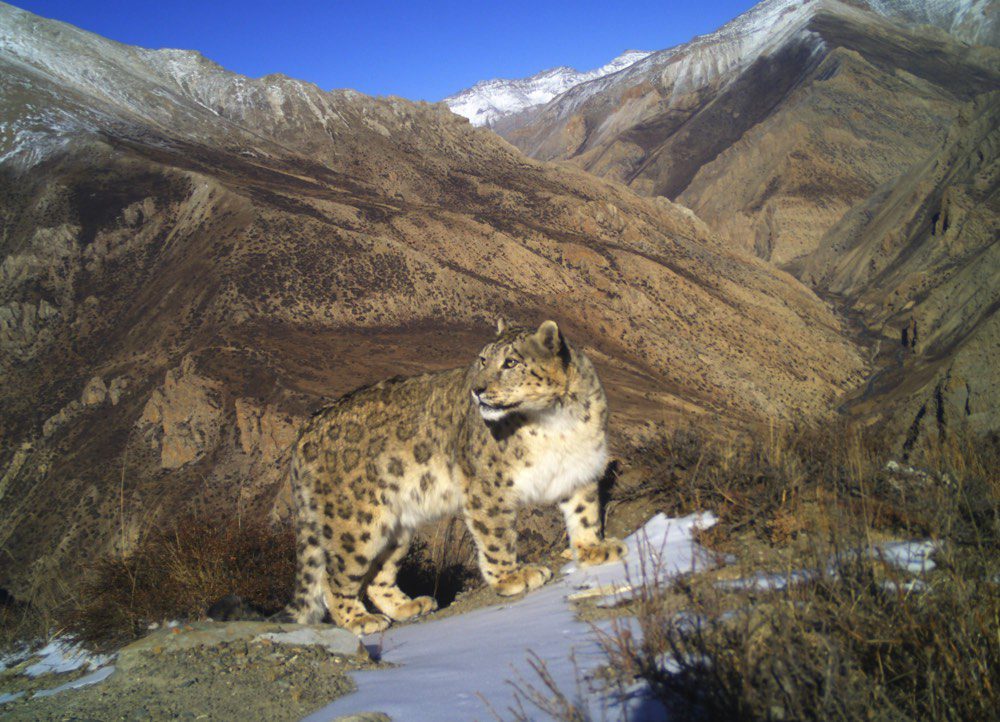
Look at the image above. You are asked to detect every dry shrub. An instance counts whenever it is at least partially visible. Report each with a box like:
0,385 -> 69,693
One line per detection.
611,550 -> 999,721
399,517 -> 480,607
629,421 -> 1000,550
488,651 -> 593,722
63,513 -> 483,648
600,424 -> 1000,721
0,590 -> 51,653
64,515 -> 295,648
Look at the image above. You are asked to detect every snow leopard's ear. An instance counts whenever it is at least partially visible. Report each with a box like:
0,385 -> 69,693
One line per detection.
495,317 -> 508,336
535,320 -> 564,356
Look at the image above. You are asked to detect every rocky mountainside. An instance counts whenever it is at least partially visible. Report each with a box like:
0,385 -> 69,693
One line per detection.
491,0 -> 999,267
447,0 -> 998,133
0,3 -> 864,611
798,92 -> 999,442
476,0 -> 999,439
443,50 -> 650,128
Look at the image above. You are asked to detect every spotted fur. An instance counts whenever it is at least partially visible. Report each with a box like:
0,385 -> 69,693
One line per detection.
283,320 -> 625,634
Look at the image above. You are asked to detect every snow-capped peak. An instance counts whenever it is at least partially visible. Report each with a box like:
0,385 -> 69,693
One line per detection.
443,49 -> 651,127
444,0 -> 996,130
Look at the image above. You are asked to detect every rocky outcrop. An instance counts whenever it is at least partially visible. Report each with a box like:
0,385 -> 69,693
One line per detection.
140,358 -> 224,470
0,299 -> 59,356
80,376 -> 108,406
39,375 -> 128,437
233,398 -> 299,464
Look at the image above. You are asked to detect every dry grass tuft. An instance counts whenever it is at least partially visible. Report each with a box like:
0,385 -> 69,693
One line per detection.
63,515 -> 296,648
0,590 -> 52,653
490,652 -> 593,722
399,517 -> 480,608
501,423 -> 998,720
59,513 -> 484,647
598,423 -> 1000,721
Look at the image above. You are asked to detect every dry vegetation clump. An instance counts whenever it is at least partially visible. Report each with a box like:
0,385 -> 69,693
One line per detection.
598,424 -> 1000,721
0,590 -> 52,653
59,513 -> 484,647
398,517 -> 480,608
63,515 -> 296,648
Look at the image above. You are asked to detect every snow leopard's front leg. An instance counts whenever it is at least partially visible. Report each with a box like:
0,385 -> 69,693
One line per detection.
559,483 -> 626,566
462,493 -> 552,596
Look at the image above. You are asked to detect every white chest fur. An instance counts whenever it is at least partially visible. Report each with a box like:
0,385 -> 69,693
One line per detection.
511,407 -> 608,505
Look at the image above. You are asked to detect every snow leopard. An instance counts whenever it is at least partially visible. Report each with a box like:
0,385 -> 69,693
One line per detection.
284,319 -> 625,634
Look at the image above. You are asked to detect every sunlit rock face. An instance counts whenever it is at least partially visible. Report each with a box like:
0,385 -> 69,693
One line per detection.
490,0 -> 997,268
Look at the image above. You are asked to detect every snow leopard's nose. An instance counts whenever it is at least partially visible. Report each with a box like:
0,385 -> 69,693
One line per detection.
472,386 -> 486,398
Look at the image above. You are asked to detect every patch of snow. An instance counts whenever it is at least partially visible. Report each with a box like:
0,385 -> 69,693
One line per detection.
885,459 -> 931,479
444,50 -> 651,126
719,539 -> 940,591
23,639 -> 111,678
875,540 -> 938,574
879,578 -> 929,594
0,644 -> 32,673
717,568 -> 817,592
0,691 -> 25,705
306,512 -> 716,721
32,665 -> 116,698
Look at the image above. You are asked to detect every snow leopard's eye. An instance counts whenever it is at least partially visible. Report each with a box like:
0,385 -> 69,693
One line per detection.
502,357 -> 520,369
478,356 -> 487,367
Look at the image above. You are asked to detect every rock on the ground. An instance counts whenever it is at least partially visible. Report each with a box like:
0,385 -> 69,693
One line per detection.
117,621 -> 367,672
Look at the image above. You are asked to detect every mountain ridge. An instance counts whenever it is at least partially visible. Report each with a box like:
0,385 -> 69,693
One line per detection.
443,49 -> 651,127
456,0 -> 999,441
446,0 -> 997,134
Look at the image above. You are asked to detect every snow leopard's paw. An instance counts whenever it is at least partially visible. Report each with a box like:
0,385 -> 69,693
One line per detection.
574,538 -> 627,567
494,564 -> 553,596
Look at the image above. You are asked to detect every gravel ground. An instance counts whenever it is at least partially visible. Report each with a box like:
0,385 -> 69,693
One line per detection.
0,637 -> 380,721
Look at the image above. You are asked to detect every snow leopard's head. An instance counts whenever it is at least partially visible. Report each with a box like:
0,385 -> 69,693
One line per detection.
470,319 -> 572,421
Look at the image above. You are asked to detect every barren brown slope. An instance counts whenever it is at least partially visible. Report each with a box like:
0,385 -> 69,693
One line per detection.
497,1 -> 999,267
0,4 -> 863,611
677,12 -> 999,266
796,91 -> 1000,442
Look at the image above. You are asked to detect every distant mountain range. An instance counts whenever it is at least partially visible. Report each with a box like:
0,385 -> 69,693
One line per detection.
0,0 -> 996,624
444,50 -> 650,127
444,0 -> 998,129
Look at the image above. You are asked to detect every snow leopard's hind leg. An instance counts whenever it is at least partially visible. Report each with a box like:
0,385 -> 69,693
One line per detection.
279,461 -> 329,624
366,529 -> 438,621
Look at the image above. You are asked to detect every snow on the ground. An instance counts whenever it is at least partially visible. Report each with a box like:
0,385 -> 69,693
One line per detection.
0,637 -> 114,703
0,522 -> 941,715
32,665 -> 116,698
0,646 -> 29,674
305,512 -> 717,722
22,639 -> 111,678
874,540 -> 938,574
444,49 -> 651,127
717,539 -> 940,592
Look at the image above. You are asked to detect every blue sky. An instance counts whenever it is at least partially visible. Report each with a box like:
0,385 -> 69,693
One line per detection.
13,0 -> 758,100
